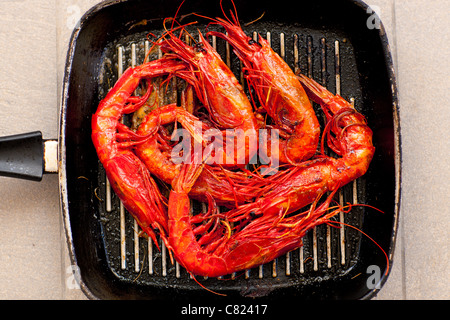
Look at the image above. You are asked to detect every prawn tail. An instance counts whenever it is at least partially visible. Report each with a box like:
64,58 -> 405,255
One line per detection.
297,73 -> 353,119
297,74 -> 337,115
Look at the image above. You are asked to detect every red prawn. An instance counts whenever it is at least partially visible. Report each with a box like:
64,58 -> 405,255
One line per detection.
135,103 -> 265,206
91,57 -> 188,247
206,2 -> 321,165
156,28 -> 260,167
167,74 -> 375,277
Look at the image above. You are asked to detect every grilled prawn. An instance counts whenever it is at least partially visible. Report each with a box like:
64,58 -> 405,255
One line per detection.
207,10 -> 320,165
135,103 -> 263,205
91,57 -> 187,247
158,30 -> 259,167
167,74 -> 375,277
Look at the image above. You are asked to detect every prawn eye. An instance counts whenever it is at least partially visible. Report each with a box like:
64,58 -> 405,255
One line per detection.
194,42 -> 207,53
248,39 -> 262,47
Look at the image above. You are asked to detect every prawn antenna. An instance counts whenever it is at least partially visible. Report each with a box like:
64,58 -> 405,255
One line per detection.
325,219 -> 389,276
220,0 -> 241,27
190,272 -> 227,296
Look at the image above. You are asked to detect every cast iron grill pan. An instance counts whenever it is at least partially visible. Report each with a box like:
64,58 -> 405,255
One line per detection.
64,0 -> 397,300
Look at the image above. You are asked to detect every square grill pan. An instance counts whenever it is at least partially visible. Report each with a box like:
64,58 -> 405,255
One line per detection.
61,0 -> 400,300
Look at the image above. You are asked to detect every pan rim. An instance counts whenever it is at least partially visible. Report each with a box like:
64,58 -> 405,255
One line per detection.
348,0 -> 401,301
58,0 -> 113,301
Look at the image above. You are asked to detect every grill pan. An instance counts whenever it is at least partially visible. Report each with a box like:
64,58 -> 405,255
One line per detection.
0,0 -> 400,301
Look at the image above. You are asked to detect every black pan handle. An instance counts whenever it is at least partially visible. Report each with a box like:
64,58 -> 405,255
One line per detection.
0,131 -> 58,181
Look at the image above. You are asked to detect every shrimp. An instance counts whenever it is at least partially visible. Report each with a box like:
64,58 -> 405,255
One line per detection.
135,103 -> 203,185
206,6 -> 320,165
157,29 -> 259,167
167,74 -> 375,277
91,57 -> 188,247
168,158 -> 344,277
226,74 -> 375,220
134,103 -> 263,205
